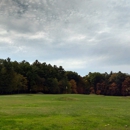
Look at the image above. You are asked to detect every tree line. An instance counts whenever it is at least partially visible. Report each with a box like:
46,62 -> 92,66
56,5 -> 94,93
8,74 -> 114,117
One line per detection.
0,58 -> 130,96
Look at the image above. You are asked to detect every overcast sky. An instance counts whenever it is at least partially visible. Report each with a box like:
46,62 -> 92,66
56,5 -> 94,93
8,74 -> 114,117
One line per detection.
0,0 -> 130,76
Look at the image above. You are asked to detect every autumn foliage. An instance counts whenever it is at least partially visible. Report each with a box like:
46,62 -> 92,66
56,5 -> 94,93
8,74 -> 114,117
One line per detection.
0,58 -> 130,96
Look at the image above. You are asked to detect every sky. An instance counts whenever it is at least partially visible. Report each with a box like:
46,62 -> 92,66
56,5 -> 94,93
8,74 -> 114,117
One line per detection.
0,0 -> 130,76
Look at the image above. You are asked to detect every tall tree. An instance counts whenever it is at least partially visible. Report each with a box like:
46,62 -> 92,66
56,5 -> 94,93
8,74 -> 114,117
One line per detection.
122,77 -> 130,96
88,72 -> 104,92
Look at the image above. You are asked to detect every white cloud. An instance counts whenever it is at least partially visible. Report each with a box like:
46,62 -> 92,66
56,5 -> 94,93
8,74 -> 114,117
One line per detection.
47,59 -> 87,70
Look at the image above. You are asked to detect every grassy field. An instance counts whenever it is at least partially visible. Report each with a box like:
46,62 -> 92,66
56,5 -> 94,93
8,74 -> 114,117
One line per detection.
0,94 -> 130,130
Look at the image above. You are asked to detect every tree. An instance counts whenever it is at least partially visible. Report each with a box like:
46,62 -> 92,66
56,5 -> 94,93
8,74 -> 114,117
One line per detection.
46,78 -> 59,94
122,77 -> 130,96
108,82 -> 118,96
58,79 -> 71,94
88,72 -> 104,93
96,82 -> 106,95
0,58 -> 15,94
11,72 -> 28,93
109,72 -> 126,95
69,79 -> 77,94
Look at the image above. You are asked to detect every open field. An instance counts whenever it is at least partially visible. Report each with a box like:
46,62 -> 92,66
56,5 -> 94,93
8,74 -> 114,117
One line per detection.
0,94 -> 130,130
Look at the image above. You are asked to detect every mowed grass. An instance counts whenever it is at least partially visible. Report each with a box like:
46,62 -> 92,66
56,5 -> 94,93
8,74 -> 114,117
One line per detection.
0,94 -> 130,130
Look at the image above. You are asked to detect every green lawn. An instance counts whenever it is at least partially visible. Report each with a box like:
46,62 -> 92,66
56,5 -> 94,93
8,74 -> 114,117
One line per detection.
0,94 -> 129,130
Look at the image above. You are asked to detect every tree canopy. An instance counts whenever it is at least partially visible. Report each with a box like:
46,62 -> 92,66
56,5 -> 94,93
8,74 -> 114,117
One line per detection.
0,58 -> 130,96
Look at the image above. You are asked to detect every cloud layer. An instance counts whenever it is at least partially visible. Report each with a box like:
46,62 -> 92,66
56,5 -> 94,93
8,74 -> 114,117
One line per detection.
0,0 -> 130,76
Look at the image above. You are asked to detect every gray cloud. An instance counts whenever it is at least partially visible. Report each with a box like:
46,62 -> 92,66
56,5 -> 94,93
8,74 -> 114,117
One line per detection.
0,0 -> 130,76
